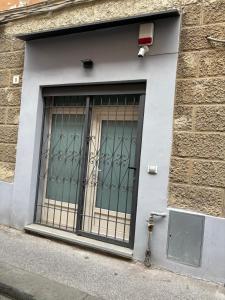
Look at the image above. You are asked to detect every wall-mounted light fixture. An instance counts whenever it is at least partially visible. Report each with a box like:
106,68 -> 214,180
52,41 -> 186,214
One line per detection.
81,59 -> 94,69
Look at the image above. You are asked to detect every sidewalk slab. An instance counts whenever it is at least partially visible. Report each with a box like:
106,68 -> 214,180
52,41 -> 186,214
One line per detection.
0,262 -> 98,300
0,225 -> 224,300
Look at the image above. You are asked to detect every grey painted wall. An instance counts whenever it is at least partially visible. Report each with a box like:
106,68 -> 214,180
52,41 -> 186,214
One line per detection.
158,209 -> 225,283
1,15 -> 224,283
0,182 -> 13,226
11,17 -> 180,233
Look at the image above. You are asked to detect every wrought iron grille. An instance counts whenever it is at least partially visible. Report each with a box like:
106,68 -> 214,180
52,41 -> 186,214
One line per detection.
35,92 -> 144,248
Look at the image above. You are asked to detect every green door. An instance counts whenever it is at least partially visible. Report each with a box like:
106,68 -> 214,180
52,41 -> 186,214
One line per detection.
96,120 -> 137,214
46,114 -> 84,204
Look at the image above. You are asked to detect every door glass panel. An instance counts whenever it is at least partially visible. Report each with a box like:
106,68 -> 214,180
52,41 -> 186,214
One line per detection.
96,120 -> 137,213
46,114 -> 84,203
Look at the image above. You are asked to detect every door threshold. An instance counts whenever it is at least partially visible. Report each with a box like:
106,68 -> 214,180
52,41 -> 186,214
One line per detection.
24,224 -> 133,259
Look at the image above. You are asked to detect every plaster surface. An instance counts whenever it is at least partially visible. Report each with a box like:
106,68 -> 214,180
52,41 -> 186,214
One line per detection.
11,17 -> 180,240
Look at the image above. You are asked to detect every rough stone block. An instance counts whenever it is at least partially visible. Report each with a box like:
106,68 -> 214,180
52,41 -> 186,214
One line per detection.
0,52 -> 24,69
199,50 -> 225,77
195,106 -> 225,132
173,105 -> 193,130
0,88 -> 21,106
53,2 -> 95,26
169,183 -> 189,207
12,38 -> 25,51
177,52 -> 199,78
0,89 -> 7,106
134,0 -> 200,13
188,186 -> 224,217
182,3 -> 201,27
7,107 -> 20,125
169,158 -> 190,184
0,143 -> 16,163
0,162 -> 14,182
0,37 -> 11,53
0,125 -> 18,143
180,24 -> 225,51
191,161 -> 225,188
0,71 -> 10,88
203,0 -> 225,24
172,132 -> 225,160
94,0 -> 135,20
134,0 -> 174,13
176,78 -> 225,105
7,88 -> 21,106
0,108 -> 7,124
169,183 -> 224,216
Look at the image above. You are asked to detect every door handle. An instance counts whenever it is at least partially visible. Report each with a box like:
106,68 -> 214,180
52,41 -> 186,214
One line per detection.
128,166 -> 136,170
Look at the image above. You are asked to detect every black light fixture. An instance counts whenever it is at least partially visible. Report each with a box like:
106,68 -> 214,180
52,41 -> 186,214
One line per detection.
81,59 -> 94,69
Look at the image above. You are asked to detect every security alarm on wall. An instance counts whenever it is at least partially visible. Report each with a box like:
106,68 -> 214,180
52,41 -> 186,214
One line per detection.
138,23 -> 154,57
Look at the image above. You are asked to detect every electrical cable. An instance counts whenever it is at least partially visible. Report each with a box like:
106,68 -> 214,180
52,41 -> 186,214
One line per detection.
207,36 -> 225,44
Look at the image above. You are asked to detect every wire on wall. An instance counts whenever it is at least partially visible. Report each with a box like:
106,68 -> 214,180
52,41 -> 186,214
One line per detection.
207,36 -> 225,44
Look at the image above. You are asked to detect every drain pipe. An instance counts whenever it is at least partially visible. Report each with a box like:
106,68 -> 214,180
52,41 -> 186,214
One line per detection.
144,212 -> 167,267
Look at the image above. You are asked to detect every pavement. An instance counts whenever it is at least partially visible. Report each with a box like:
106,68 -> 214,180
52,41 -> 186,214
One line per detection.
0,261 -> 98,300
0,225 -> 225,300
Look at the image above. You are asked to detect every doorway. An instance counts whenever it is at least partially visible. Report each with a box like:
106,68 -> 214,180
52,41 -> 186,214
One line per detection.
35,85 -> 145,248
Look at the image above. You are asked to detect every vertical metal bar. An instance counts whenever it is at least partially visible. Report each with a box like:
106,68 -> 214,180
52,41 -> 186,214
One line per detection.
128,94 -> 145,248
59,96 -> 68,229
80,99 -> 94,232
122,97 -> 136,241
41,102 -> 52,223
72,99 -> 86,231
46,97 -> 58,226
89,96 -> 99,234
33,96 -> 46,223
66,99 -> 78,231
106,97 -> 119,238
114,97 -> 126,239
76,96 -> 92,232
97,96 -> 109,236
52,105 -> 64,227
73,103 -> 86,231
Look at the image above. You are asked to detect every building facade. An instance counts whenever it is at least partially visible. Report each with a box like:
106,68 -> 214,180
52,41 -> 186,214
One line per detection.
0,0 -> 225,283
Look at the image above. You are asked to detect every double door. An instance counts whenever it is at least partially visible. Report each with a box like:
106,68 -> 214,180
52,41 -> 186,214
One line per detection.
36,91 -> 144,248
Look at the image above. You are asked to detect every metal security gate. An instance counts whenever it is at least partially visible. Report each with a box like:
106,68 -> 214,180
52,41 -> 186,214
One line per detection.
35,84 -> 145,248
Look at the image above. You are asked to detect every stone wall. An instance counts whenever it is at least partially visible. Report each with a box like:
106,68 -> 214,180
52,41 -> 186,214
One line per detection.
170,0 -> 225,217
0,0 -> 225,216
0,30 -> 24,181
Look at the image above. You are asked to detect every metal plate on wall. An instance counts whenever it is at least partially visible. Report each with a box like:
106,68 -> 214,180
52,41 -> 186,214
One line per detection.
167,210 -> 205,267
